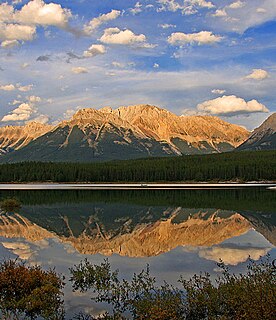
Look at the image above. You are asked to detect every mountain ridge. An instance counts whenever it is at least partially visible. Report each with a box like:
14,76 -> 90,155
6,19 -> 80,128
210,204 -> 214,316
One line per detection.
237,113 -> 276,151
0,104 -> 250,162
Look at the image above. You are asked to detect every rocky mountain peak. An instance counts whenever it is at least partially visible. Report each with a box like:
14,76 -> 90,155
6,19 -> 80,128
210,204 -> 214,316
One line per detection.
254,113 -> 276,133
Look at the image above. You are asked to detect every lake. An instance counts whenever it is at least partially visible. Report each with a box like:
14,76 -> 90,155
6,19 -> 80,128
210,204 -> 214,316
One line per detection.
0,188 -> 275,317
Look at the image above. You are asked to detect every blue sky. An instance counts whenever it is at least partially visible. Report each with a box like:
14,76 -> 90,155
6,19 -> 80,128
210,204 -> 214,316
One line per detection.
0,0 -> 275,129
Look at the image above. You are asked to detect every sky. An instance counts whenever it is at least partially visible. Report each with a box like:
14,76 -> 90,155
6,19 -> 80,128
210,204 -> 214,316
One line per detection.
0,0 -> 275,130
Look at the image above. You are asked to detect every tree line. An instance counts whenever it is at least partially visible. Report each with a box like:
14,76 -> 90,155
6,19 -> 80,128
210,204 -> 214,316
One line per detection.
0,150 -> 275,182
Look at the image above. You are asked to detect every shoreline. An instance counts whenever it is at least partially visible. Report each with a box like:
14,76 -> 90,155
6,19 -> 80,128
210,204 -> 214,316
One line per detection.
0,182 -> 275,190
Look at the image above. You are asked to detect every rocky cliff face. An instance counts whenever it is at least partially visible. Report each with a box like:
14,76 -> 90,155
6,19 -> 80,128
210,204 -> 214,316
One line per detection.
237,113 -> 276,151
0,122 -> 53,156
0,105 -> 250,162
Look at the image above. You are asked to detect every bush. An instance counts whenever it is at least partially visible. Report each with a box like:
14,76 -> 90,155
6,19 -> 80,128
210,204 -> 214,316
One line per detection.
70,256 -> 276,320
0,260 -> 65,320
0,198 -> 21,213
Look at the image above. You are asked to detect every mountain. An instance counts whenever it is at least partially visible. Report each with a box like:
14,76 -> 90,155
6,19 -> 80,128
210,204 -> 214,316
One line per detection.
0,122 -> 53,156
237,113 -> 276,151
0,105 -> 249,162
0,209 -> 253,257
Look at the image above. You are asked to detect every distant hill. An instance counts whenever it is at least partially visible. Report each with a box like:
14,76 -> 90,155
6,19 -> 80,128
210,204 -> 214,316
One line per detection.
0,105 -> 249,163
237,113 -> 276,151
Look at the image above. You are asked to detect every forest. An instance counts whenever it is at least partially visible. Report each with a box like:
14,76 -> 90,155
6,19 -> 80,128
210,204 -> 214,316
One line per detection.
0,150 -> 275,183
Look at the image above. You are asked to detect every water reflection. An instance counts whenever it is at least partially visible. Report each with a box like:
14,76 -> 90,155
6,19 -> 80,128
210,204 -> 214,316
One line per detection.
0,189 -> 275,316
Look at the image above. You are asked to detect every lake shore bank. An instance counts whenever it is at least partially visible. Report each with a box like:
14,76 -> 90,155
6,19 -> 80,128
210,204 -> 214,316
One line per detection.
0,182 -> 275,190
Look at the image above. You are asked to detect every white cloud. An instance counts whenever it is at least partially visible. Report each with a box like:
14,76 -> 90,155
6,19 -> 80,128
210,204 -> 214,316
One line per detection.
71,67 -> 88,74
18,84 -> 33,92
63,108 -> 77,120
168,31 -> 223,45
1,241 -> 34,260
130,2 -> 143,15
0,23 -> 36,41
209,0 -> 276,33
157,0 -> 215,15
1,103 -> 36,121
245,69 -> 269,80
28,95 -> 42,103
197,95 -> 269,116
198,246 -> 270,265
83,44 -> 106,58
256,8 -> 267,13
13,0 -> 72,28
212,9 -> 227,17
158,23 -> 176,29
100,27 -> 155,48
228,1 -> 245,9
0,0 -> 72,43
1,39 -> 19,48
0,84 -> 16,91
31,114 -> 49,124
211,89 -> 226,95
84,10 -> 121,35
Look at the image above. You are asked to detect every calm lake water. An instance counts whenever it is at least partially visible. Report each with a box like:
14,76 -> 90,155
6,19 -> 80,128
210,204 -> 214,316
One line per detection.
0,188 -> 275,317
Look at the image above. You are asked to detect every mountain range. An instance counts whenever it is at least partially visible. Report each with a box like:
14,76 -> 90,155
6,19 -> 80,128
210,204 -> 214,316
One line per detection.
0,105 -> 274,162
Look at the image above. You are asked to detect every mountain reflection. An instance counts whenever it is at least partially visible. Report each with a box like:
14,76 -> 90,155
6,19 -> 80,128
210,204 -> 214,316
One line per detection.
0,189 -> 275,257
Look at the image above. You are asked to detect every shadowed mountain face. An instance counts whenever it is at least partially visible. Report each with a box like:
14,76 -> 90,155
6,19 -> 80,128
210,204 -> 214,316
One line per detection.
0,189 -> 275,257
237,113 -> 276,151
0,105 -> 249,162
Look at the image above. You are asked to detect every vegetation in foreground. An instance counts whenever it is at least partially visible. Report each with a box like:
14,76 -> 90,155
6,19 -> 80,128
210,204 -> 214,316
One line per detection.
0,260 -> 65,320
0,257 -> 275,320
0,198 -> 21,213
0,150 -> 275,182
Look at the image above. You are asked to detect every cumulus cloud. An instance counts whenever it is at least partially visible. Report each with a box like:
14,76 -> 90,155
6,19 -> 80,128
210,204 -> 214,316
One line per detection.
198,245 -> 270,265
0,0 -> 72,44
212,89 -> 226,95
28,95 -> 42,103
1,39 -> 19,48
71,67 -> 88,74
84,10 -> 121,35
1,103 -> 36,121
197,95 -> 269,116
0,84 -> 16,91
212,9 -> 227,17
100,27 -> 155,48
0,23 -> 36,42
1,241 -> 34,260
12,0 -> 71,28
0,83 -> 33,92
83,44 -> 106,58
245,69 -> 269,80
228,1 -> 245,9
18,84 -> 33,92
168,31 -> 223,45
